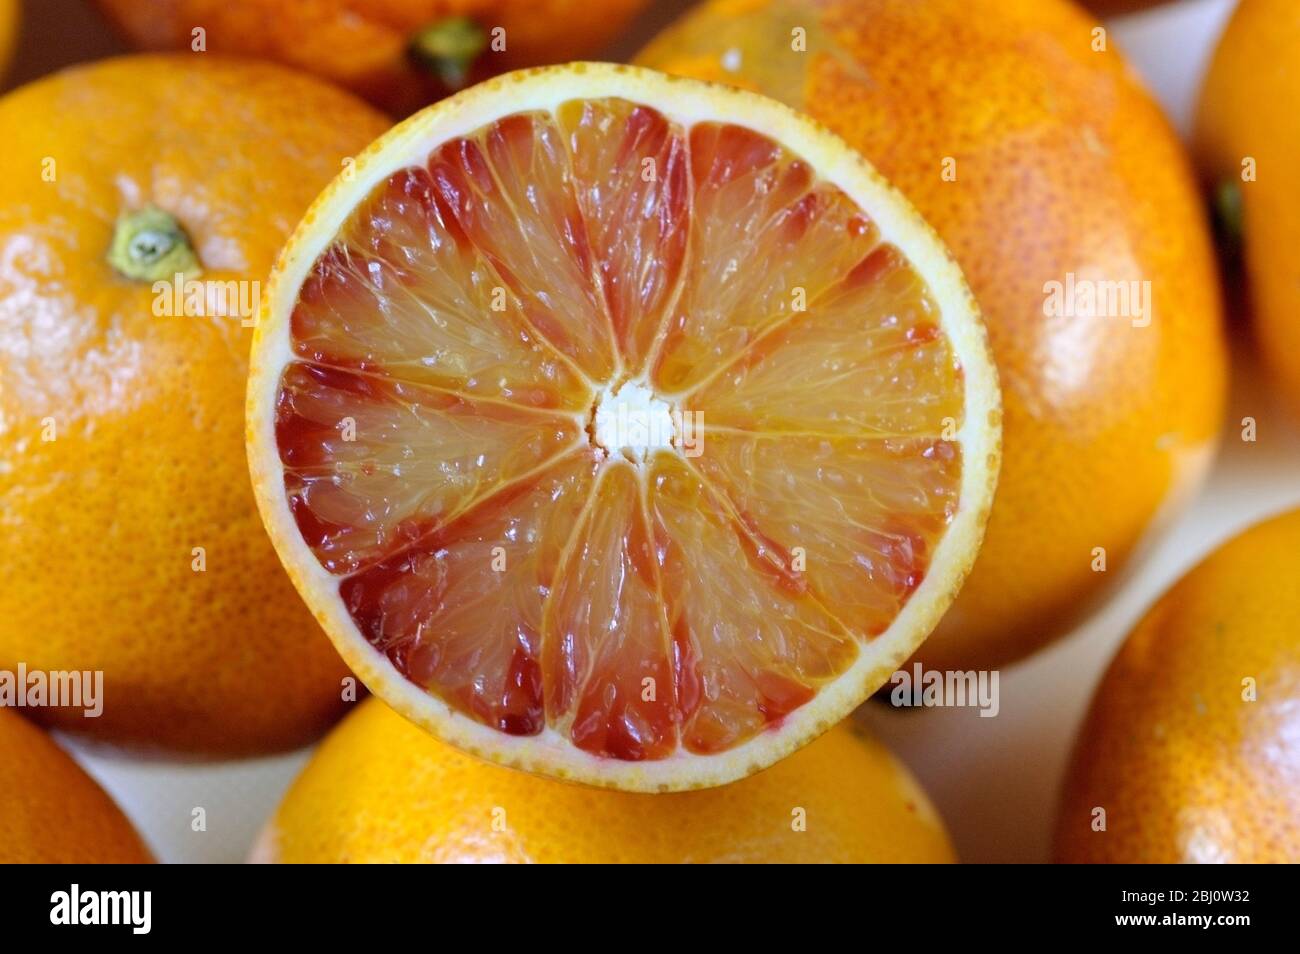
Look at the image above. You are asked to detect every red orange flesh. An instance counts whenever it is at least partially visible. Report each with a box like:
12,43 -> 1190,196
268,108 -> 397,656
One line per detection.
249,65 -> 1000,789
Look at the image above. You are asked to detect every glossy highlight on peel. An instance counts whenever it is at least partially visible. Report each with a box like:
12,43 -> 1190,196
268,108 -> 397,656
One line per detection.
247,63 -> 1000,790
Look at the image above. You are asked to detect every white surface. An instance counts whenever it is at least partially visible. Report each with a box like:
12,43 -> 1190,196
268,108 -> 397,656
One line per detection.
69,0 -> 1288,864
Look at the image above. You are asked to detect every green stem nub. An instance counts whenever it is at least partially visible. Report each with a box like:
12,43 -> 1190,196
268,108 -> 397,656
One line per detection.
409,16 -> 489,90
1214,179 -> 1244,251
108,206 -> 201,283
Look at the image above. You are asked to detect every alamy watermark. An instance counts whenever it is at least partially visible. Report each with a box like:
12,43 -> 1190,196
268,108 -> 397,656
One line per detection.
1043,272 -> 1152,328
0,664 -> 103,717
592,381 -> 704,458
50,885 -> 150,934
889,663 -> 999,718
152,272 -> 261,327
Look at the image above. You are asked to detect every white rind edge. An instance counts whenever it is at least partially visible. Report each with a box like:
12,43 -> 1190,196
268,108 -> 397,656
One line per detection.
246,62 -> 1002,792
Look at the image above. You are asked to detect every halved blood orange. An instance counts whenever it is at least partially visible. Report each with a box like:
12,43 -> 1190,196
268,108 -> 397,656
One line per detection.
247,63 -> 1000,791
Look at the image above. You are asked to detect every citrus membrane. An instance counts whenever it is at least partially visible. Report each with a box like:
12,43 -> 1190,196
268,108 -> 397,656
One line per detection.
247,64 -> 1000,790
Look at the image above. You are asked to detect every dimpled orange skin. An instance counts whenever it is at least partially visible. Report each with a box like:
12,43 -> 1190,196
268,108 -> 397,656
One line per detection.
0,56 -> 391,756
639,0 -> 1227,671
1197,0 -> 1300,421
1055,509 -> 1300,863
254,700 -> 956,863
0,708 -> 153,863
93,0 -> 650,115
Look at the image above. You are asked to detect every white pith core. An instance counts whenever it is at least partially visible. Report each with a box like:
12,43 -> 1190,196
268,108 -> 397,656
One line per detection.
591,380 -> 677,461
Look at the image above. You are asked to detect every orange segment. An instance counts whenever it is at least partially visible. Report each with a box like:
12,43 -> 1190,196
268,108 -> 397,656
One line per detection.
340,451 -> 600,735
687,243 -> 963,437
543,461 -> 678,761
427,112 -> 618,382
652,123 -> 881,394
558,98 -> 690,372
247,64 -> 1000,791
649,452 -> 857,755
275,362 -> 582,573
692,433 -> 962,638
292,168 -> 591,411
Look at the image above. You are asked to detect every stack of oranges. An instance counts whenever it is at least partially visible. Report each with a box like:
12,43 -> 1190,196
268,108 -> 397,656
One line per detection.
0,0 -> 1295,865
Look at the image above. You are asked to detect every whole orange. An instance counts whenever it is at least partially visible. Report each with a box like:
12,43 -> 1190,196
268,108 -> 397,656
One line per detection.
0,707 -> 153,862
0,56 -> 390,756
1197,0 -> 1300,420
639,0 -> 1227,671
254,699 -> 955,863
1055,508 -> 1300,863
94,0 -> 650,115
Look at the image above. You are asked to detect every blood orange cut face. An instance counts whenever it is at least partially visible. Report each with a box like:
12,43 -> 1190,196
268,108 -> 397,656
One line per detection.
248,64 -> 1000,790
